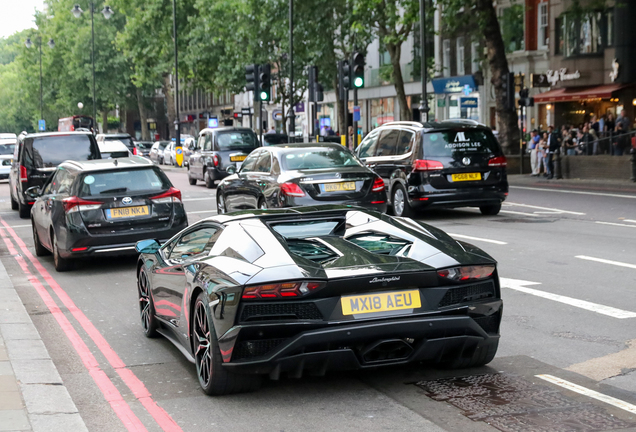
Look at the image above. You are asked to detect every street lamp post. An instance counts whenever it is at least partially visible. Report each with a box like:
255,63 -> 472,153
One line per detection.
418,0 -> 429,123
288,0 -> 294,142
25,36 -> 55,128
172,0 -> 180,150
72,3 -> 113,129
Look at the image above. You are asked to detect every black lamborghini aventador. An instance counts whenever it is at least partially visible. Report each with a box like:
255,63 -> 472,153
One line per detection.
135,206 -> 502,395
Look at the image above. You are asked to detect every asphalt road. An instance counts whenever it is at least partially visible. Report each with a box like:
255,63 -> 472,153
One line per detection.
1,169 -> 635,432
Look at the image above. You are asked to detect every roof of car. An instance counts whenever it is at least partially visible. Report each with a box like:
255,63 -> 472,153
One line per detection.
60,156 -> 153,172
200,127 -> 256,134
375,120 -> 490,132
266,142 -> 347,152
24,131 -> 94,139
97,133 -> 132,138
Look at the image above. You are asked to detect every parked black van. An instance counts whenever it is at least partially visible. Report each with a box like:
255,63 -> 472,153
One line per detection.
10,132 -> 101,218
356,120 -> 508,217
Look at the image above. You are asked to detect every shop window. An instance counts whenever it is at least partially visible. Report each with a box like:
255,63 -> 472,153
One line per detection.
538,2 -> 548,50
471,42 -> 480,74
456,37 -> 465,76
442,39 -> 450,77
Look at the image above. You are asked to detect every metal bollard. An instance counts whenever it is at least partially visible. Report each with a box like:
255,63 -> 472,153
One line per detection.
630,148 -> 636,182
554,150 -> 563,179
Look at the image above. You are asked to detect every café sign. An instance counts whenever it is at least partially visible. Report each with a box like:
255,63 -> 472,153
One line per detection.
546,68 -> 581,86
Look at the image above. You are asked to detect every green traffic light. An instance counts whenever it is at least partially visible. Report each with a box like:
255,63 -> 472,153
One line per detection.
354,77 -> 364,88
260,91 -> 269,100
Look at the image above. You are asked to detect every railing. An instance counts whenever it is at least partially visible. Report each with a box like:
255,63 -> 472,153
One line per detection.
557,130 -> 636,156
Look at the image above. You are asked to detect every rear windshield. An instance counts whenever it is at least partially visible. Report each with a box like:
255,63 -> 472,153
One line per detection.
157,142 -> 169,149
0,144 -> 14,155
101,151 -> 130,159
78,168 -> 171,197
271,220 -> 342,238
28,135 -> 98,168
281,148 -> 361,170
136,142 -> 153,149
105,136 -> 134,148
217,131 -> 258,151
423,129 -> 501,157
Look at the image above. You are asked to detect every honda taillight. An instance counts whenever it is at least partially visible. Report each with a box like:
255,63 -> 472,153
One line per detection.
19,165 -> 27,182
437,265 -> 495,282
371,176 -> 385,192
150,187 -> 182,204
280,182 -> 305,197
413,159 -> 444,171
242,281 -> 326,300
62,197 -> 102,213
488,156 -> 507,167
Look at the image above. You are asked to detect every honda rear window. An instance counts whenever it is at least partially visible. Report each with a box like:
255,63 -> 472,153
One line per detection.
105,136 -> 134,148
217,131 -> 258,151
281,148 -> 361,170
79,168 -> 171,196
28,135 -> 99,168
423,130 -> 501,157
101,151 -> 130,159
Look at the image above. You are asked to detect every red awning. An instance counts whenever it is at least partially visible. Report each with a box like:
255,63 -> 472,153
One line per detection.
534,84 -> 627,103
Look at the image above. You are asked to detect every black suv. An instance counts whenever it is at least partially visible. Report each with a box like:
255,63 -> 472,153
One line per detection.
187,127 -> 260,188
356,120 -> 508,217
10,132 -> 101,218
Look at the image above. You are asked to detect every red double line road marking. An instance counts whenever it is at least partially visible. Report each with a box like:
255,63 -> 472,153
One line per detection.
0,219 -> 182,432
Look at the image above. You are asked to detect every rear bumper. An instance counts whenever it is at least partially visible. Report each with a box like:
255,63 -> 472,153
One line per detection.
222,300 -> 501,376
285,197 -> 388,214
408,187 -> 507,210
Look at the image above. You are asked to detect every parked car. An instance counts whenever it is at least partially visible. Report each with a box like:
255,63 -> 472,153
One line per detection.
164,141 -> 176,165
261,133 -> 288,146
216,143 -> 387,214
135,141 -> 154,158
28,157 -> 188,271
10,132 -> 101,218
96,133 -> 137,156
183,137 -> 196,167
188,127 -> 260,188
0,139 -> 16,180
356,120 -> 508,217
134,206 -> 501,395
149,141 -> 170,165
98,140 -> 132,159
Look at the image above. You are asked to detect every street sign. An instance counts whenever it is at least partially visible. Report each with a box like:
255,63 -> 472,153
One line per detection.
38,120 -> 45,131
241,107 -> 251,115
460,97 -> 478,108
208,117 -> 218,128
272,110 -> 283,121
353,106 -> 361,122
175,146 -> 183,167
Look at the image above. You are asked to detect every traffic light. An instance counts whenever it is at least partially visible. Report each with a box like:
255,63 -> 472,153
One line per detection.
315,83 -> 324,102
518,87 -> 534,107
502,72 -> 515,111
351,51 -> 365,88
245,64 -> 259,94
259,63 -> 271,102
342,60 -> 351,89
308,66 -> 316,103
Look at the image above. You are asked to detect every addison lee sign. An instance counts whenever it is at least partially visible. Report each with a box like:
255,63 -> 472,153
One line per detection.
546,68 -> 581,86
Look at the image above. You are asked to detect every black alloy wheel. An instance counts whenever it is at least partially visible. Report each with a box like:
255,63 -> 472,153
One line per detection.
391,184 -> 414,218
52,232 -> 71,272
32,222 -> 49,257
18,201 -> 29,219
204,169 -> 216,189
192,292 -> 260,395
188,168 -> 197,185
479,203 -> 502,216
216,193 -> 227,214
138,268 -> 159,338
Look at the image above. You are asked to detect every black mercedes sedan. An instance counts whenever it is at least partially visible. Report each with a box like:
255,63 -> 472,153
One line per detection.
28,157 -> 188,271
135,206 -> 502,395
216,143 -> 387,214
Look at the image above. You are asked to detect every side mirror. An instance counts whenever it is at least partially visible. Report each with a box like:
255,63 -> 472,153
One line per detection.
135,239 -> 161,254
226,165 -> 237,175
25,186 -> 41,199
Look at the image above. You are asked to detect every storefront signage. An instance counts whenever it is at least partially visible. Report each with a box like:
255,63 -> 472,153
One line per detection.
207,117 -> 218,128
546,68 -> 581,86
432,75 -> 477,94
610,58 -> 620,82
272,110 -> 283,121
460,98 -> 478,108
531,74 -> 550,88
241,107 -> 251,115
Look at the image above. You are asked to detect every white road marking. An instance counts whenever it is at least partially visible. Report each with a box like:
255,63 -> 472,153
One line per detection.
448,233 -> 507,245
536,374 -> 636,415
500,210 -> 542,217
506,202 -> 585,215
595,221 -> 636,228
182,197 -> 216,202
0,224 -> 31,229
187,210 -> 218,214
500,277 -> 636,319
510,186 -> 636,199
576,255 -> 636,270
622,219 -> 636,224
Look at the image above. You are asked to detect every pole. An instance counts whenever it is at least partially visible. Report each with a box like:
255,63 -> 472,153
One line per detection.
259,100 -> 263,146
418,0 -> 429,122
38,37 -> 43,121
343,86 -> 348,149
90,1 -> 97,127
519,104 -> 524,174
288,0 -> 294,142
172,0 -> 180,149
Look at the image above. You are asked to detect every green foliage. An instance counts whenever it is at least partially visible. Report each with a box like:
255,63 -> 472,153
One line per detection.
501,4 -> 524,53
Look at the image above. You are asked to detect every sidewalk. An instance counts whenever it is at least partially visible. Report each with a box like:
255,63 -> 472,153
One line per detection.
0,260 -> 87,432
508,173 -> 636,193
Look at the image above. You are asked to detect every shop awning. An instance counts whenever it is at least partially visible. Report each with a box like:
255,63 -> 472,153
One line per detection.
534,84 -> 627,103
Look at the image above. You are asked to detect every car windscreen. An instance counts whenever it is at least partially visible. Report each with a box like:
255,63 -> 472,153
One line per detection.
0,144 -> 14,155
216,131 -> 258,151
28,135 -> 98,168
105,136 -> 134,148
281,147 -> 362,171
422,129 -> 501,158
79,168 -> 171,197
136,142 -> 153,149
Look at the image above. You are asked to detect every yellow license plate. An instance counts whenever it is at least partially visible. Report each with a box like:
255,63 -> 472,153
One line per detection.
106,206 -> 149,219
230,155 -> 247,162
323,182 -> 356,192
452,172 -> 481,182
341,290 -> 421,315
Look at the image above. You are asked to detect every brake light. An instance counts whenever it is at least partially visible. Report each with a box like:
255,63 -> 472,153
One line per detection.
72,247 -> 88,252
62,197 -> 103,213
280,182 -> 305,197
371,176 -> 385,192
488,156 -> 507,167
150,187 -> 182,204
413,159 -> 444,171
437,265 -> 495,282
213,154 -> 219,167
132,147 -> 138,156
242,281 -> 326,300
19,165 -> 27,182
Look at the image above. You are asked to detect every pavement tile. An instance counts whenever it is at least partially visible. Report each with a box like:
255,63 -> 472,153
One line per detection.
0,347 -> 7,361
0,375 -> 19,392
0,391 -> 24,410
5,340 -> 50,361
30,413 -> 88,432
0,310 -> 31,325
12,360 -> 62,385
0,410 -> 30,431
0,324 -> 41,341
0,361 -> 13,375
21,384 -> 77,415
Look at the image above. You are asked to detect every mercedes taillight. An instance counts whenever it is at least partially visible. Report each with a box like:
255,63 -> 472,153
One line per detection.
280,182 -> 305,197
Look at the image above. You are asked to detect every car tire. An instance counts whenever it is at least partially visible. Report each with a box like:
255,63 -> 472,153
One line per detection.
188,175 -> 197,186
217,193 -> 227,214
479,203 -> 502,216
18,201 -> 30,219
438,339 -> 499,370
138,268 -> 159,338
32,222 -> 49,257
391,184 -> 414,218
257,197 -> 267,210
52,231 -> 71,272
193,292 -> 261,395
10,193 -> 18,210
204,169 -> 216,189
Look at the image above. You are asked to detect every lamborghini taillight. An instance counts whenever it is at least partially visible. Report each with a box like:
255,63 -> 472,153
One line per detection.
241,281 -> 326,300
437,265 -> 495,282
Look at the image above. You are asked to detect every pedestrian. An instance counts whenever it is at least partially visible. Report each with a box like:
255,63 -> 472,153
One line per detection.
537,132 -> 548,175
528,130 -> 539,175
347,125 -> 354,150
546,125 -> 561,179
564,129 -> 577,155
617,109 -> 631,132
265,126 -> 276,135
613,122 -> 626,156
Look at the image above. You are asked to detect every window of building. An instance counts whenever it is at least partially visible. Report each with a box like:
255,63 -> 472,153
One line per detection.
442,39 -> 450,77
456,37 -> 465,76
555,17 -> 563,55
379,49 -> 391,67
471,42 -> 480,74
538,2 -> 548,49
557,9 -> 610,57
606,9 -> 614,47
